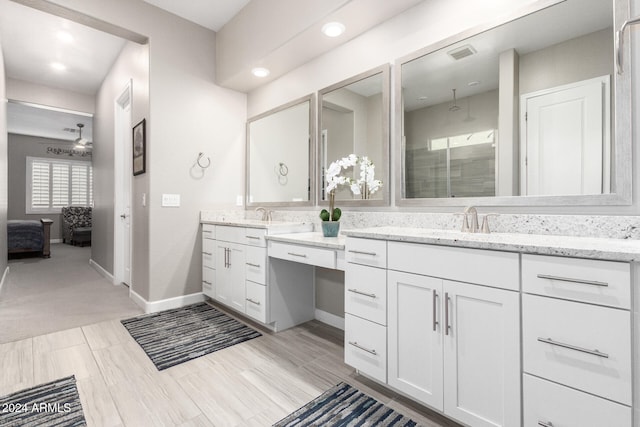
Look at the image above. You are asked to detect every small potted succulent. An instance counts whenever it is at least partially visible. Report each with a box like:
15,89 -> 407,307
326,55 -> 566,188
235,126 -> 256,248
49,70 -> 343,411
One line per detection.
320,154 -> 382,237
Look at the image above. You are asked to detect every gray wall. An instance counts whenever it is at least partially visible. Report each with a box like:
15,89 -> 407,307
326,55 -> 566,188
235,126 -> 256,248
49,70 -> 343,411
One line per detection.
7,133 -> 92,240
0,41 -> 8,282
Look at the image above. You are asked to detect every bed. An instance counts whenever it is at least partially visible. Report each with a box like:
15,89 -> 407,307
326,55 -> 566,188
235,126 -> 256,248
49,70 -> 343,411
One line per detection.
7,218 -> 53,258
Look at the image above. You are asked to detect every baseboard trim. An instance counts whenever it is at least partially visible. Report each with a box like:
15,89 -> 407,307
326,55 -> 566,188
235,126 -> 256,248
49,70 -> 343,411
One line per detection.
0,266 -> 9,294
129,290 -> 205,314
315,309 -> 345,330
89,258 -> 114,282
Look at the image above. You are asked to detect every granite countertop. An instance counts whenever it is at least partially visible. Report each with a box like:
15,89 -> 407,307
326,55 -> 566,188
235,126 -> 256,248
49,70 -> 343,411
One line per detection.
201,219 -> 313,234
342,226 -> 640,262
266,232 -> 346,250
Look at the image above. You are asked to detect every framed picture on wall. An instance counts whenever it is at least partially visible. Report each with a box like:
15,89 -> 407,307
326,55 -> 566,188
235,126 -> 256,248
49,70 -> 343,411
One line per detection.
133,118 -> 146,176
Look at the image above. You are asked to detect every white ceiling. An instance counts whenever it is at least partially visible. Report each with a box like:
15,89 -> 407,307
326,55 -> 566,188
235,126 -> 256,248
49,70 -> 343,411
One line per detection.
141,0 -> 250,32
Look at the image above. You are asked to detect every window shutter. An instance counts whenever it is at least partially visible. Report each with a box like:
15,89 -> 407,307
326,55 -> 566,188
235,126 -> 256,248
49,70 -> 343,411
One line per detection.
31,161 -> 50,209
71,164 -> 89,205
26,157 -> 93,213
52,163 -> 70,208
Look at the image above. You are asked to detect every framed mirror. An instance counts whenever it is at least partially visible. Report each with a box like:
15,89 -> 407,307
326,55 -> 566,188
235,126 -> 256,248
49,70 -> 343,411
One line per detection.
246,94 -> 315,207
319,64 -> 390,206
396,0 -> 631,207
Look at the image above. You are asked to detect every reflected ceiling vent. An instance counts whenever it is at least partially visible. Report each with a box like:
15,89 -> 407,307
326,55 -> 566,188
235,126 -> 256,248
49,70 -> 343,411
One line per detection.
63,127 -> 78,133
447,44 -> 477,60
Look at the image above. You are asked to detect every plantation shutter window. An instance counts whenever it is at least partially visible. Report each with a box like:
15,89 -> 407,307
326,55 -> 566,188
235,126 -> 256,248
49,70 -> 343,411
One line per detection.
26,157 -> 93,214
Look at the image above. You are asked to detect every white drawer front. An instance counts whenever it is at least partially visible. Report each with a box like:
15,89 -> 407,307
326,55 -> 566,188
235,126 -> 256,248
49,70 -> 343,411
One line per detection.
245,246 -> 266,285
216,225 -> 245,243
268,241 -> 336,269
245,281 -> 267,323
202,238 -> 215,269
523,374 -> 631,427
522,254 -> 631,309
345,263 -> 387,326
523,294 -> 631,405
345,237 -> 387,268
245,228 -> 267,247
202,266 -> 215,298
388,242 -> 519,291
345,313 -> 386,383
202,223 -> 215,239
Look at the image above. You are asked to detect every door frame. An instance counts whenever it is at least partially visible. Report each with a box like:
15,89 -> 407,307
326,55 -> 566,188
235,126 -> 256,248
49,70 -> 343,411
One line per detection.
114,81 -> 133,286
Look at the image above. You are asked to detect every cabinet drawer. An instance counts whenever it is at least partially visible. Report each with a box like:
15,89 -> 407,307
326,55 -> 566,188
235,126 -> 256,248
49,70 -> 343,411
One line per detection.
345,313 -> 386,383
202,238 -> 215,269
245,246 -> 266,285
216,225 -> 245,243
202,223 -> 215,239
245,228 -> 267,247
202,266 -> 215,298
522,254 -> 630,309
345,237 -> 387,268
345,263 -> 387,326
523,374 -> 631,427
522,294 -> 631,405
388,242 -> 519,291
245,281 -> 267,323
268,241 -> 336,269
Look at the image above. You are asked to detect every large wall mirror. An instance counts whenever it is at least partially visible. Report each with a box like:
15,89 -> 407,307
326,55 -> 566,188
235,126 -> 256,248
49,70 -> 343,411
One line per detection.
397,0 -> 631,206
319,65 -> 390,206
246,94 -> 315,207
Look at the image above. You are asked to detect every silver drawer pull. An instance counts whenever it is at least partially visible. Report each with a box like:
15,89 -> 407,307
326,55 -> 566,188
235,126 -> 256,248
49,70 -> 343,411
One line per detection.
288,252 -> 308,258
246,236 -> 261,240
348,250 -> 377,256
246,298 -> 261,306
347,288 -> 376,298
246,262 -> 261,268
538,421 -> 554,427
203,252 -> 213,256
348,341 -> 377,356
202,280 -> 212,285
537,274 -> 608,288
537,337 -> 609,358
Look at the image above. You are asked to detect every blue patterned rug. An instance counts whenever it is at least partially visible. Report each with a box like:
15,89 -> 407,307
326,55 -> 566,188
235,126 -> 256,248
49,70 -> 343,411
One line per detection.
121,302 -> 261,370
0,376 -> 86,426
273,382 -> 422,426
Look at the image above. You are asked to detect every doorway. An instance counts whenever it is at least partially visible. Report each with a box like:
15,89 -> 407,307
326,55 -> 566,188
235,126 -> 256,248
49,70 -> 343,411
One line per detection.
114,82 -> 132,286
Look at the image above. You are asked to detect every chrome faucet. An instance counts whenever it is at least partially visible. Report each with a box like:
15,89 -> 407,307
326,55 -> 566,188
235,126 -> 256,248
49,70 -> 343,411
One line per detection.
254,207 -> 273,223
463,206 -> 479,233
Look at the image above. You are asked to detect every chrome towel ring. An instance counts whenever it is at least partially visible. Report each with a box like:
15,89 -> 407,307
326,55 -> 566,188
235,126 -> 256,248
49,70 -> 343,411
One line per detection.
197,152 -> 211,169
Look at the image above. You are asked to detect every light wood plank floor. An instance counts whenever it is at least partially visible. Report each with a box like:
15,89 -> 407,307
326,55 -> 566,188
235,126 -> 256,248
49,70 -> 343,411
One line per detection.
0,302 -> 460,427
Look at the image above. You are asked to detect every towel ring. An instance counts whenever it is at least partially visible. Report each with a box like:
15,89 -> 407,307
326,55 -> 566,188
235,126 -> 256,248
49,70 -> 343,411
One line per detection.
278,162 -> 289,176
197,152 -> 211,169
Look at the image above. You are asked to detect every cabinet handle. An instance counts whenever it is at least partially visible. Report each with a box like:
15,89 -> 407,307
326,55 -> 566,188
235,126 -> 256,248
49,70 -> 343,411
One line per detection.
432,289 -> 439,331
246,298 -> 261,306
287,252 -> 308,258
538,421 -> 554,427
246,262 -> 261,268
444,292 -> 451,336
246,236 -> 261,240
536,274 -> 608,288
537,337 -> 609,358
347,249 -> 377,256
202,280 -> 212,285
348,341 -> 377,356
203,230 -> 212,234
347,288 -> 376,298
203,252 -> 213,256
227,248 -> 232,267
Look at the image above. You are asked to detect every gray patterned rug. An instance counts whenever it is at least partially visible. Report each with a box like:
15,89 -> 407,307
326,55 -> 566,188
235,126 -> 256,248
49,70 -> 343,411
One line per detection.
121,302 -> 261,370
0,375 -> 86,426
273,382 -> 422,426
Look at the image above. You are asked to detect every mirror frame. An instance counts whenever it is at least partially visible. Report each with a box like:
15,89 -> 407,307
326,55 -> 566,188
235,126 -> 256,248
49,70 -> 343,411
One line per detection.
394,0 -> 632,207
245,94 -> 316,208
318,64 -> 391,207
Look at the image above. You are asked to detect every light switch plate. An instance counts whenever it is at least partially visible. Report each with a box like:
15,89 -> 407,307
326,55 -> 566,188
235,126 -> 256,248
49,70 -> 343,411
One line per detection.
162,193 -> 180,207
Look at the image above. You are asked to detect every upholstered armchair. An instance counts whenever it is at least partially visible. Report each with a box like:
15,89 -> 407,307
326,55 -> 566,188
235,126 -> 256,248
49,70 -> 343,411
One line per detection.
62,206 -> 92,246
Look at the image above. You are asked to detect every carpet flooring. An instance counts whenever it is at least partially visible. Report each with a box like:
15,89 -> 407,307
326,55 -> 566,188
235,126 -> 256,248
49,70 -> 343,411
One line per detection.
0,375 -> 86,426
0,243 -> 143,343
121,302 -> 262,370
274,382 -> 423,427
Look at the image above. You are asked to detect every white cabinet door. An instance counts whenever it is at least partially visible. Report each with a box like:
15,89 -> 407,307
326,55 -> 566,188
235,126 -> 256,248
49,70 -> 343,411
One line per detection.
215,242 -> 231,305
388,271 -> 443,410
443,280 -> 520,427
215,241 -> 245,310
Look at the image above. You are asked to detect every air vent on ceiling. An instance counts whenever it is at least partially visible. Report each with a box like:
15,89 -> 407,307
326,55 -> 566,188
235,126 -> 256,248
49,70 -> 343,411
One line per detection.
63,127 -> 78,133
447,44 -> 477,61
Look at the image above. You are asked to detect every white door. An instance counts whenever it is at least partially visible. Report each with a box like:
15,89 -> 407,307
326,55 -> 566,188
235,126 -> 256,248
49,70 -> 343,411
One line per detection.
443,280 -> 520,427
228,243 -> 246,313
215,242 -> 232,306
114,83 -> 132,286
388,271 -> 444,410
521,75 -> 610,196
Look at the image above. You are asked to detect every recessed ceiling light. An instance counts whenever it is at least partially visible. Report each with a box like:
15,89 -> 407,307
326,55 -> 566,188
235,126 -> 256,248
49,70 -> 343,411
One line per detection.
322,22 -> 346,37
57,31 -> 73,43
468,80 -> 481,86
50,62 -> 67,71
251,67 -> 270,78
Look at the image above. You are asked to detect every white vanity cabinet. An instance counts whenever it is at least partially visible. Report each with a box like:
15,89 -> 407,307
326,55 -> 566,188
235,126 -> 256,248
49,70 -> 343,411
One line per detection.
387,242 -> 520,427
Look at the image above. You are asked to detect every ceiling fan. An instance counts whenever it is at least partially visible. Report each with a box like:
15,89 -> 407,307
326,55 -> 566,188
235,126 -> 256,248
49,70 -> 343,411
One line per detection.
74,123 -> 92,149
